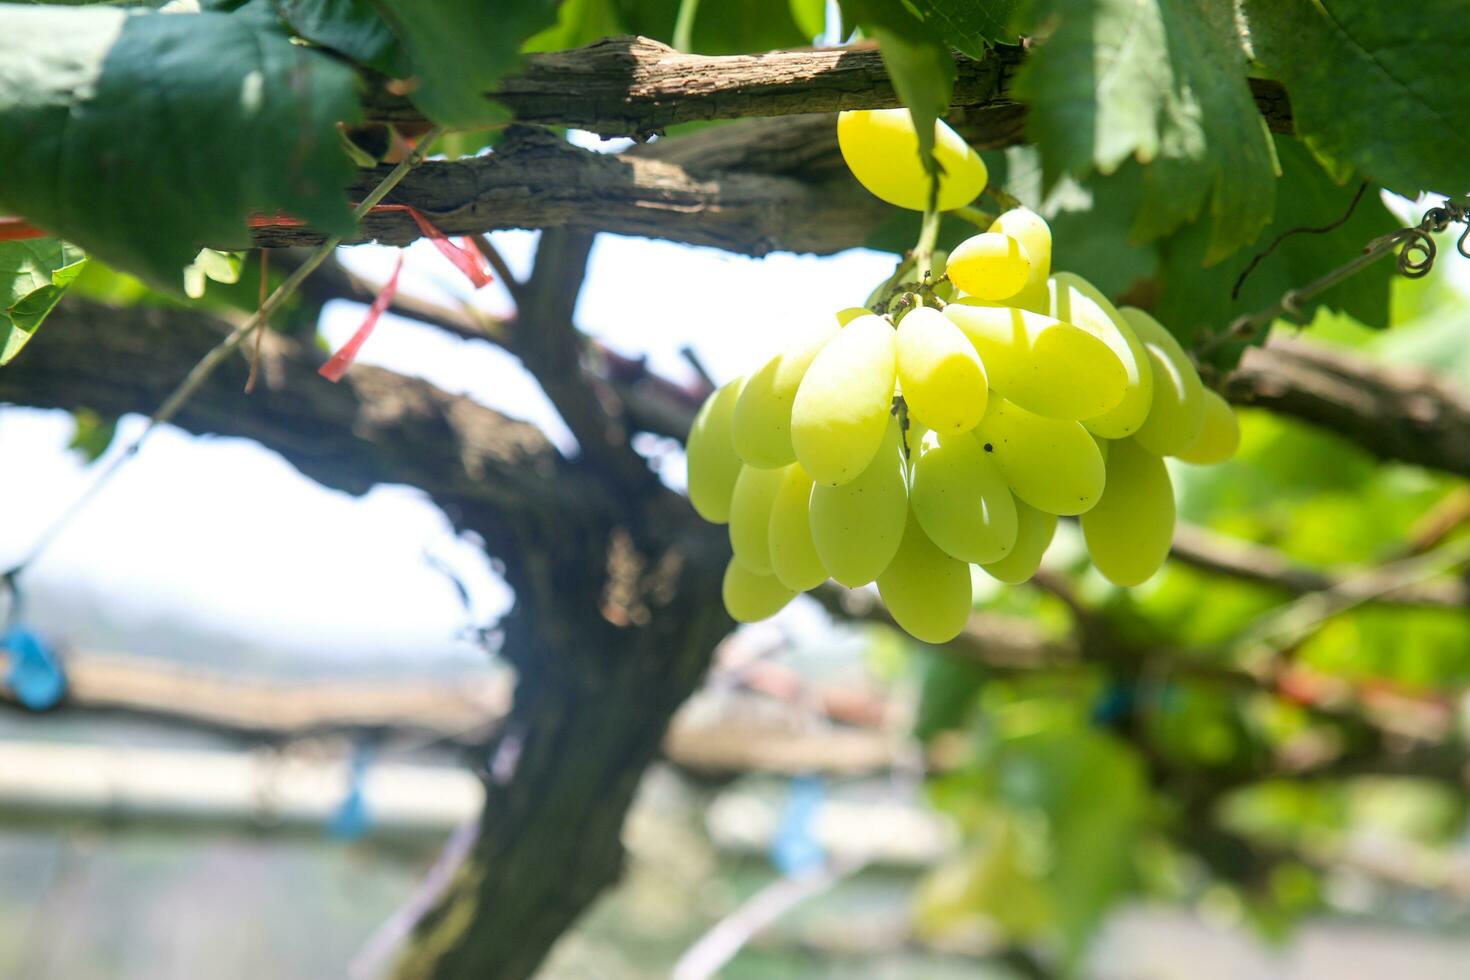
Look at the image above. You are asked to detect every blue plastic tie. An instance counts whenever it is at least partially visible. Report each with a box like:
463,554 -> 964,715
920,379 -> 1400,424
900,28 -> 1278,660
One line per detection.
2,625 -> 66,711
329,744 -> 374,840
770,774 -> 826,876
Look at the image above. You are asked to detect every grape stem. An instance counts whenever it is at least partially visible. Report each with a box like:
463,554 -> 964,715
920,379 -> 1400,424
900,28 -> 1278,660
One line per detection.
951,204 -> 996,231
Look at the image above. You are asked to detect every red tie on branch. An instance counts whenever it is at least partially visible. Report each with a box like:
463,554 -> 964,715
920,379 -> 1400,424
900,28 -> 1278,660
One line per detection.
319,253 -> 404,383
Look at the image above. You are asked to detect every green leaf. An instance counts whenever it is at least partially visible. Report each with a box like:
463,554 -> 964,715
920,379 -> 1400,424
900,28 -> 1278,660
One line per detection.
787,0 -> 826,40
840,0 -> 956,170
1155,137 -> 1396,354
1245,0 -> 1470,197
367,0 -> 559,129
0,4 -> 360,291
619,0 -> 809,54
914,653 -> 988,741
525,0 -> 625,52
269,0 -> 406,74
0,238 -> 86,366
68,408 -> 118,463
906,0 -> 1024,53
1014,0 -> 1278,262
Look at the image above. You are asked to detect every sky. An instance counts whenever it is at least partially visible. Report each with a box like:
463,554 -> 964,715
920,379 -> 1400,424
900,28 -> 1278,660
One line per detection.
0,147 -> 895,668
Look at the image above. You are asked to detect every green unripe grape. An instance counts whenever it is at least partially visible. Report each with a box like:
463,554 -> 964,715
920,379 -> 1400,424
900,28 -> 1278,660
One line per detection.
973,396 -> 1105,516
909,428 -> 1018,564
980,499 -> 1056,584
835,306 -> 871,326
1048,272 -> 1154,439
727,464 -> 784,573
877,511 -> 974,644
809,419 -> 908,587
837,109 -> 988,212
1175,389 -> 1240,465
792,313 -> 898,486
989,208 -> 1052,314
945,232 -> 1031,301
722,558 -> 796,623
1122,307 -> 1206,457
1080,438 -> 1176,587
767,464 -> 827,592
943,300 -> 1127,420
896,306 -> 988,435
686,377 -> 746,523
733,319 -> 841,468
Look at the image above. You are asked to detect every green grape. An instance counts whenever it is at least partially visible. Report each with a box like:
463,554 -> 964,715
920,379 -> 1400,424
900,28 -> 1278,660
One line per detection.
767,464 -> 827,592
973,396 -> 1105,516
896,306 -> 989,434
989,208 -> 1052,314
1123,307 -> 1205,457
1048,272 -> 1154,439
727,464 -> 784,573
836,109 -> 988,212
723,557 -> 796,623
945,232 -> 1031,301
792,313 -> 898,486
685,377 -> 746,523
1080,437 -> 1176,587
909,428 -> 1018,564
733,318 -> 841,468
943,300 -> 1127,420
1175,388 -> 1240,465
835,306 -> 871,326
809,419 -> 908,587
877,511 -> 974,644
980,499 -> 1056,584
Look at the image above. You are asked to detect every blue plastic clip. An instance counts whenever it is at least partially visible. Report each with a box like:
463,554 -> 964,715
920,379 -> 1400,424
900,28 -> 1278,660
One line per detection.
329,743 -> 374,840
770,774 -> 826,876
2,625 -> 66,711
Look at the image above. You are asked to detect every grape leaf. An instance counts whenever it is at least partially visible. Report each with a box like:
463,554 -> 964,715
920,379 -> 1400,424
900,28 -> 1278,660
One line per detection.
0,4 -> 360,291
619,0 -> 809,54
1013,0 -> 1278,263
1245,0 -> 1470,198
1156,137 -> 1396,353
526,0 -> 625,52
271,0 -> 406,73
0,238 -> 87,366
907,0 -> 1024,53
367,0 -> 560,128
840,0 -> 956,169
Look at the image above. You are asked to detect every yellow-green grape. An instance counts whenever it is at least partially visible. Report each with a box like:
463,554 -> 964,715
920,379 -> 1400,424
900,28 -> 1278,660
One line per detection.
945,232 -> 1031,301
989,208 -> 1052,313
1080,438 -> 1176,587
835,306 -> 871,326
896,306 -> 988,434
1175,389 -> 1240,465
791,313 -> 898,486
836,109 -> 988,212
1094,433 -> 1110,462
685,377 -> 746,523
733,319 -> 841,468
1048,272 -> 1153,439
877,511 -> 974,644
909,428 -> 1017,564
1121,307 -> 1206,457
980,500 -> 1056,584
767,464 -> 827,592
943,300 -> 1126,420
973,396 -> 1105,516
723,558 -> 796,623
728,464 -> 784,573
809,419 -> 908,587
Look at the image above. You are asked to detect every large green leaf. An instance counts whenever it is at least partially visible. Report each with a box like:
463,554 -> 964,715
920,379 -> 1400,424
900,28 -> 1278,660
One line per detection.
0,238 -> 86,366
840,0 -> 956,169
271,0 -> 406,73
907,0 -> 1024,53
0,4 -> 360,291
366,0 -> 558,128
1245,0 -> 1470,197
1014,0 -> 1278,262
619,0 -> 809,54
1155,137 -> 1396,352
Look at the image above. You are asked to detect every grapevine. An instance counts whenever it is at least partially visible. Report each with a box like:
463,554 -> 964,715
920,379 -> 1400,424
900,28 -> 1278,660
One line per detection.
689,110 -> 1240,644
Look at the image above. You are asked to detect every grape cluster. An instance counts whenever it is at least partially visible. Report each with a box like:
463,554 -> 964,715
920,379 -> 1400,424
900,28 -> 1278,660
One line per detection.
688,109 -> 1240,644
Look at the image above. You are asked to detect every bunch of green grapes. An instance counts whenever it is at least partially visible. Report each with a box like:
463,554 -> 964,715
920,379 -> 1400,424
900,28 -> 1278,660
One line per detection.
687,109 -> 1240,644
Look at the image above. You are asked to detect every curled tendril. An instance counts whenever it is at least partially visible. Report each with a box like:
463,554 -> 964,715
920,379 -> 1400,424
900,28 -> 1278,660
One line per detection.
1398,227 -> 1438,278
1458,222 -> 1470,260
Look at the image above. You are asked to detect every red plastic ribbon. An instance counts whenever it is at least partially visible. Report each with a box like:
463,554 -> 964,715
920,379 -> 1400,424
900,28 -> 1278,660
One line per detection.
403,208 -> 494,289
319,253 -> 403,382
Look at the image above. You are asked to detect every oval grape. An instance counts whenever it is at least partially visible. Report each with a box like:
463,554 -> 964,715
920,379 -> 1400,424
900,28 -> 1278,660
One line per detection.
1080,438 -> 1176,587
767,464 -> 827,592
836,109 -> 988,212
973,396 -> 1105,516
1048,272 -> 1153,439
877,511 -> 974,644
989,208 -> 1052,314
943,300 -> 1126,420
946,232 -> 1031,301
791,313 -> 898,486
727,464 -> 784,573
896,306 -> 988,434
722,558 -> 796,623
1122,307 -> 1205,457
733,318 -> 841,468
980,499 -> 1056,585
809,419 -> 908,587
1175,388 -> 1240,465
909,428 -> 1018,564
685,377 -> 746,523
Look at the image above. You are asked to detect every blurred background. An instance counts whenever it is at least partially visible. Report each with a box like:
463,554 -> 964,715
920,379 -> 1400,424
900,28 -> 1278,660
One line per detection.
3,147 -> 1470,977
